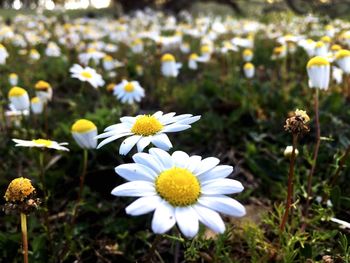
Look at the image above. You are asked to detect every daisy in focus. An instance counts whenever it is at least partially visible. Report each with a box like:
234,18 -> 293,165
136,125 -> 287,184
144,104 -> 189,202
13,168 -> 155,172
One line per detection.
70,64 -> 105,89
111,148 -> 246,238
113,80 -> 145,104
96,111 -> 201,155
12,139 -> 69,151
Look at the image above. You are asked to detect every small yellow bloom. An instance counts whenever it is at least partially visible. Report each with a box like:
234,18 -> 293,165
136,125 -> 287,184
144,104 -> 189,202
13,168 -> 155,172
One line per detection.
4,177 -> 35,202
161,53 -> 175,62
71,119 -> 97,133
244,62 -> 254,69
35,80 -> 51,90
335,49 -> 350,60
8,86 -> 26,97
307,56 -> 329,68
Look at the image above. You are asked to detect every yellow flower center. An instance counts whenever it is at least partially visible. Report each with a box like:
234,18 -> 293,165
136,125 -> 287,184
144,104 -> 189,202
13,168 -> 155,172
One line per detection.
244,62 -> 254,69
131,115 -> 163,136
331,44 -> 341,51
104,55 -> 113,61
307,56 -> 330,68
32,139 -> 52,147
71,119 -> 96,133
189,53 -> 198,60
161,53 -> 175,62
31,97 -> 40,103
201,45 -> 210,54
243,49 -> 253,56
4,177 -> 35,202
155,167 -> 201,206
336,49 -> 350,59
315,41 -> 325,48
35,80 -> 51,90
124,82 -> 134,93
321,36 -> 331,43
81,71 -> 92,79
8,87 -> 26,97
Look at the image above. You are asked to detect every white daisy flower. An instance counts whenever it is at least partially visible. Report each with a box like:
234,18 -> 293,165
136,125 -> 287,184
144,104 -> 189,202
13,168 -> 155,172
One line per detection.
8,73 -> 18,86
111,148 -> 246,238
71,119 -> 98,149
161,54 -> 181,77
8,87 -> 30,111
243,63 -> 255,79
113,80 -> 145,104
70,64 -> 105,89
12,138 -> 69,151
335,49 -> 350,74
96,111 -> 201,155
30,97 -> 44,115
306,56 -> 330,90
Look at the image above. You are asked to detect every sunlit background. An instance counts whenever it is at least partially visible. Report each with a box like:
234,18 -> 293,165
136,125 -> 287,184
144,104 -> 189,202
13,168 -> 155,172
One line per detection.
11,0 -> 111,10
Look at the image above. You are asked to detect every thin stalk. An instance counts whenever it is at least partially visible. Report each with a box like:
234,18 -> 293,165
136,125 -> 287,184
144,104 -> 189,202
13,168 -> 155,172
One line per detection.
38,151 -> 52,247
21,213 -> 28,263
72,149 -> 88,224
305,88 -> 320,219
280,134 -> 298,230
78,149 -> 88,204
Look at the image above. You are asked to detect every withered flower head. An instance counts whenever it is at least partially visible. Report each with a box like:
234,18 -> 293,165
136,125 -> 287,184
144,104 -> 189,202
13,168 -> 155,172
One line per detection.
284,109 -> 310,135
4,177 -> 35,202
4,177 -> 40,214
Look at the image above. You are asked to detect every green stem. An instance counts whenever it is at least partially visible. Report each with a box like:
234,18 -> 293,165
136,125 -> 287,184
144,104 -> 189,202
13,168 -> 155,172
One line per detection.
280,134 -> 298,230
72,149 -> 88,223
78,149 -> 88,203
21,212 -> 28,263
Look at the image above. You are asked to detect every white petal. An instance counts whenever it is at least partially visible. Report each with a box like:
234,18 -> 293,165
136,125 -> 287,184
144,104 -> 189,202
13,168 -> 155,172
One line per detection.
115,163 -> 157,181
119,135 -> 142,155
187,155 -> 202,172
125,196 -> 162,216
162,124 -> 191,133
151,133 -> 172,151
152,201 -> 176,234
132,152 -> 163,174
136,136 -> 152,152
111,181 -> 156,197
193,205 -> 225,234
198,165 -> 234,182
198,195 -> 246,217
152,111 -> 163,119
175,207 -> 199,238
96,133 -> 132,149
176,115 -> 201,125
201,179 -> 244,194
149,148 -> 173,169
193,157 -> 220,176
171,151 -> 189,168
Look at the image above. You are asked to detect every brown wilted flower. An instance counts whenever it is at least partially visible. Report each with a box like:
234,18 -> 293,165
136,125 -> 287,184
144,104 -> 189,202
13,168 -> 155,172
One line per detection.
284,109 -> 310,135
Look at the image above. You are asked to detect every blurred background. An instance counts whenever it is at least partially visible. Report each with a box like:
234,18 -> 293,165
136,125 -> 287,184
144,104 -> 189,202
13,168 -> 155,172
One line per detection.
1,0 -> 350,18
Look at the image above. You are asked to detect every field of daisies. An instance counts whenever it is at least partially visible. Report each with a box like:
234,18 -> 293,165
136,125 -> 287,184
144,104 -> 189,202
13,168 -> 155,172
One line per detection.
1,7 -> 350,262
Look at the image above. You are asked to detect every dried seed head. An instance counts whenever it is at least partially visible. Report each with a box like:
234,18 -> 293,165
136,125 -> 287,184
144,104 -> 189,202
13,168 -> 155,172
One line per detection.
284,109 -> 310,135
